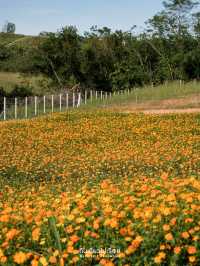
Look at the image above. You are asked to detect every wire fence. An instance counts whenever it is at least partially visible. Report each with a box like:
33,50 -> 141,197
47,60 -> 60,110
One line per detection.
0,89 -> 131,121
1,84 -> 200,121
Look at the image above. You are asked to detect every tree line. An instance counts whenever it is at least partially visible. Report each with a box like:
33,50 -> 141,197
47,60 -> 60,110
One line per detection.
0,0 -> 200,91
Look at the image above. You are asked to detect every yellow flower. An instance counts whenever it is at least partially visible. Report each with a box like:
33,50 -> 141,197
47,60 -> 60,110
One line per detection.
39,257 -> 48,266
189,256 -> 196,263
0,249 -> 4,258
76,217 -> 86,223
13,252 -> 27,264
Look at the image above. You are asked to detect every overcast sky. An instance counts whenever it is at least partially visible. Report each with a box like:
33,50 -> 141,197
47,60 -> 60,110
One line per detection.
0,0 -> 165,35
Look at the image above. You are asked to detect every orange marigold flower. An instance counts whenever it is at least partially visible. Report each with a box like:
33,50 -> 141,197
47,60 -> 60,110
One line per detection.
100,259 -> 115,266
32,228 -> 40,241
0,256 -> 7,264
13,252 -> 27,264
6,228 -> 20,241
174,246 -> 181,255
163,224 -> 170,231
110,218 -> 118,229
185,218 -> 193,223
170,218 -> 177,226
165,233 -> 173,241
181,232 -> 190,239
93,222 -> 99,230
187,246 -> 197,255
49,256 -> 57,264
154,252 -> 166,264
160,245 -> 166,250
0,215 -> 9,223
70,235 -> 79,243
119,227 -> 127,236
31,259 -> 39,266
67,246 -> 74,253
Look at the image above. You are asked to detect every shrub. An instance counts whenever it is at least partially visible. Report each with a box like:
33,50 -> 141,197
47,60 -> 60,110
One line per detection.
9,85 -> 33,98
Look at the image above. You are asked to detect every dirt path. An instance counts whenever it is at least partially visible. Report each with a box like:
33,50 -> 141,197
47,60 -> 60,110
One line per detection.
138,108 -> 200,114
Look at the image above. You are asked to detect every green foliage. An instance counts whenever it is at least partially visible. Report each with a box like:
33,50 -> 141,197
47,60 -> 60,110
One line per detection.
9,85 -> 33,98
0,0 -> 200,91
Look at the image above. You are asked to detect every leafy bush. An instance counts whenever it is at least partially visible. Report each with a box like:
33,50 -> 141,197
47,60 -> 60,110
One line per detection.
9,85 -> 33,98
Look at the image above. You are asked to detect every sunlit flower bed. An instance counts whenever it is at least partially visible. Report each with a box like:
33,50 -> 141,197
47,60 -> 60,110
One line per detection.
0,111 -> 200,265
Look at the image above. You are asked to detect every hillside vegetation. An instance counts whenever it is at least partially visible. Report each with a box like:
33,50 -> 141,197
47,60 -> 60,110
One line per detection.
0,0 -> 200,94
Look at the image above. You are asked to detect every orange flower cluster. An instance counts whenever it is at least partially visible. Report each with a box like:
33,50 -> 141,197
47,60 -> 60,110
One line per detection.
0,111 -> 199,265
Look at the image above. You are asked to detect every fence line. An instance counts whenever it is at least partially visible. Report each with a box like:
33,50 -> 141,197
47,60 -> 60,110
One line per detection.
0,89 -> 132,121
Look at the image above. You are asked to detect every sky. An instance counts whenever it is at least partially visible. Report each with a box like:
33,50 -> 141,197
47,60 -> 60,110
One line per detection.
0,0 -> 164,36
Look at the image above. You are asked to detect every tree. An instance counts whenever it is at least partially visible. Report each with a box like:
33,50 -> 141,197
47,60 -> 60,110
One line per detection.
193,12 -> 200,36
163,0 -> 198,36
2,21 -> 16,33
37,26 -> 82,88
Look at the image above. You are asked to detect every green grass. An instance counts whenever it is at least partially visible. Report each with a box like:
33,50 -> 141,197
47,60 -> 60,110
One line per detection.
111,81 -> 200,104
78,81 -> 200,110
0,32 -> 25,45
0,72 -> 54,95
0,32 -> 43,48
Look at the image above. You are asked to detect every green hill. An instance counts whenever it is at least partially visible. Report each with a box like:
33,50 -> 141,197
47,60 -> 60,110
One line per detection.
0,32 -> 25,45
0,32 -> 43,48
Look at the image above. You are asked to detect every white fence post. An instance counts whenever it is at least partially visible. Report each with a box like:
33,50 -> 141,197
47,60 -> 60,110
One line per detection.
66,93 -> 69,109
105,92 -> 108,100
73,93 -> 75,108
43,95 -> 46,114
34,96 -> 37,116
90,90 -> 93,102
25,97 -> 28,118
96,91 -> 98,100
77,93 -> 81,107
100,91 -> 103,100
84,91 -> 87,104
3,97 -> 6,121
15,98 -> 17,119
59,94 -> 62,111
51,95 -> 54,113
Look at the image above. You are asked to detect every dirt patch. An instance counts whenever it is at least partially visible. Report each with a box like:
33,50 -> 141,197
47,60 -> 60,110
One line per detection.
139,108 -> 200,114
108,94 -> 200,114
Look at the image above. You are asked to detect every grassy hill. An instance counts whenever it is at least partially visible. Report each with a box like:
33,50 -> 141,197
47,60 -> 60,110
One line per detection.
0,32 -> 43,48
0,33 -> 45,76
0,32 -> 25,45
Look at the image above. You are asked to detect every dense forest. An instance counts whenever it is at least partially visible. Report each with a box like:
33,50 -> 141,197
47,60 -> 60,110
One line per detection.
0,0 -> 200,91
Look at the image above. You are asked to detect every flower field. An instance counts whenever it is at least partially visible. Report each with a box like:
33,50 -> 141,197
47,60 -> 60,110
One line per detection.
0,110 -> 200,265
